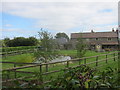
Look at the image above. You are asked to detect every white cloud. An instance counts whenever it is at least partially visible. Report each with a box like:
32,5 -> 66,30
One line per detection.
4,24 -> 12,27
1,28 -> 18,32
1,28 -> 37,34
1,2 -> 118,34
1,0 -> 119,2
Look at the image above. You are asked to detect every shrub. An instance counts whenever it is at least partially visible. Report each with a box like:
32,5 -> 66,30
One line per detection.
44,66 -> 119,89
45,65 -> 95,89
2,46 -> 36,52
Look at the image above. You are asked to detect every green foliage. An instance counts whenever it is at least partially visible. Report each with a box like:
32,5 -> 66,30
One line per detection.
38,30 -> 55,52
3,37 -> 10,47
76,37 -> 87,58
55,32 -> 69,40
92,67 -> 120,88
46,65 -> 95,89
2,46 -> 36,52
2,65 -> 119,89
45,66 -> 119,89
34,30 -> 58,62
0,40 -> 5,47
3,37 -> 38,47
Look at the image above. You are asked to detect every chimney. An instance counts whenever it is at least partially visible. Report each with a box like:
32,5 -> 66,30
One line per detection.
112,28 -> 115,32
91,30 -> 94,33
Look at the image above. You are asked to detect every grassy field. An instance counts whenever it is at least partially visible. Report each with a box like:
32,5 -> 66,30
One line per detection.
58,50 -> 110,57
1,50 -> 119,83
1,50 -> 110,62
1,50 -> 111,69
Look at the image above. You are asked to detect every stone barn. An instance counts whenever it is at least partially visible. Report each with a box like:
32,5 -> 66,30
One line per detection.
71,29 -> 119,51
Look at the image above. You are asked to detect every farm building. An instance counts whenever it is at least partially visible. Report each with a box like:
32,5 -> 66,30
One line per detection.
71,29 -> 119,51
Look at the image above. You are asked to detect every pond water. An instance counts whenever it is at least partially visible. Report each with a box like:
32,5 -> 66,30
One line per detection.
49,56 -> 71,63
34,56 -> 71,63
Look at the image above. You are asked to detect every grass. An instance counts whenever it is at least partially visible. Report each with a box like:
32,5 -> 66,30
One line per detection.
1,50 -> 110,69
1,53 -> 35,69
58,50 -> 109,57
1,50 -> 119,83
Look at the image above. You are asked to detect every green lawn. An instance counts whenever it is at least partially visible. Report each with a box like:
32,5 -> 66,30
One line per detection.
58,50 -> 110,57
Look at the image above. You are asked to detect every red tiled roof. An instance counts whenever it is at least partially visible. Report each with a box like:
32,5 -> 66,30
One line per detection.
71,32 -> 118,38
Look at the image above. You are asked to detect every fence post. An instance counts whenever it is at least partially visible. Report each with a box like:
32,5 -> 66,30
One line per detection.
79,59 -> 82,65
67,60 -> 69,68
84,58 -> 86,65
40,64 -> 42,73
96,56 -> 98,66
114,53 -> 115,61
46,64 -> 48,72
106,55 -> 107,63
118,51 -> 120,60
14,63 -> 17,78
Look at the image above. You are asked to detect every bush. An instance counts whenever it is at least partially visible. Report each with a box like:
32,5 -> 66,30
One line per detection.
3,37 -> 38,47
44,66 -> 119,89
2,46 -> 36,52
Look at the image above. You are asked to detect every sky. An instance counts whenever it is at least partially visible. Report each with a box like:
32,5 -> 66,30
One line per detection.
0,0 -> 119,39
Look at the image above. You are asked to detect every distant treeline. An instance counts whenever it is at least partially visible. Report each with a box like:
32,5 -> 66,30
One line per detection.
3,37 -> 38,47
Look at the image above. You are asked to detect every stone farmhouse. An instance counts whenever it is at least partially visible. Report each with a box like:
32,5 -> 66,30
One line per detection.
71,29 -> 119,51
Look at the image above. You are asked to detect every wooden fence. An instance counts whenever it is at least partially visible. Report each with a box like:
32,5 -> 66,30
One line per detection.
1,51 -> 119,84
1,49 -> 34,57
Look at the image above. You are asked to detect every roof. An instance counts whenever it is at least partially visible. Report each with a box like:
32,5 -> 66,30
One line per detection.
71,32 -> 118,39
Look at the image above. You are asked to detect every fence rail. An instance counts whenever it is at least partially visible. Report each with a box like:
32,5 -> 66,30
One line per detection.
1,51 -> 119,84
1,49 -> 34,57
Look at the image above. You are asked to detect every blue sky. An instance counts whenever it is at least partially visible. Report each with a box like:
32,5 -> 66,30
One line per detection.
2,13 -> 38,37
1,2 -> 118,39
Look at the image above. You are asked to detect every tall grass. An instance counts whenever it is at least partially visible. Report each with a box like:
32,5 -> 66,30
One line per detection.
14,53 -> 35,63
1,46 -> 36,52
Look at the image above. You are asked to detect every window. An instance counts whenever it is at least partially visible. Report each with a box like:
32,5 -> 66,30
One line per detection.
108,38 -> 111,41
96,38 -> 98,40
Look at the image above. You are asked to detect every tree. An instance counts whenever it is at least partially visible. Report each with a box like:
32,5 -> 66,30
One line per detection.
27,37 -> 38,46
3,37 -> 38,47
3,37 -> 10,47
0,40 -> 5,47
13,37 -> 26,46
76,35 -> 87,58
55,32 -> 69,40
34,30 -> 58,63
38,30 -> 55,51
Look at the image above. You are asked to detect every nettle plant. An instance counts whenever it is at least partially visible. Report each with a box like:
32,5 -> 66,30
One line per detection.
46,65 -> 96,89
45,65 -> 119,89
92,67 -> 120,88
